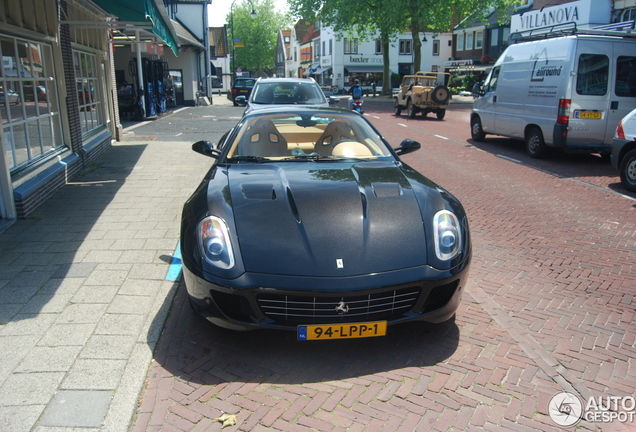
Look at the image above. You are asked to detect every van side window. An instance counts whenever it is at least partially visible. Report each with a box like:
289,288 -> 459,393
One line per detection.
576,54 -> 609,96
615,56 -> 636,98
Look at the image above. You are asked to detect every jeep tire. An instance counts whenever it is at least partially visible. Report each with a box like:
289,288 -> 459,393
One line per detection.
431,85 -> 450,105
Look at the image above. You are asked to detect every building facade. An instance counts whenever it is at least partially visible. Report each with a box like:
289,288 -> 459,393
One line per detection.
285,22 -> 453,92
0,0 -> 212,225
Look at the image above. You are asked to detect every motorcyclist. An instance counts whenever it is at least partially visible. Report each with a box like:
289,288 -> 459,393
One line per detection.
347,79 -> 363,110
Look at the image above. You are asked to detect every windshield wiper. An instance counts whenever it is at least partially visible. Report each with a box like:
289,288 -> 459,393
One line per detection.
228,155 -> 267,163
279,154 -> 341,162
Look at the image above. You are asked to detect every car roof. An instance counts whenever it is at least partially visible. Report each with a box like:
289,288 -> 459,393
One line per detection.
242,105 -> 358,118
255,77 -> 318,83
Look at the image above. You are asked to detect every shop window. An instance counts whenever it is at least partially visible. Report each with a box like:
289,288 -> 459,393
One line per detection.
433,40 -> 440,56
73,50 -> 105,136
344,39 -> 358,54
399,39 -> 412,55
0,35 -> 63,173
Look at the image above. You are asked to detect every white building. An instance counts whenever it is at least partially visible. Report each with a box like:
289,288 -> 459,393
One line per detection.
286,21 -> 453,92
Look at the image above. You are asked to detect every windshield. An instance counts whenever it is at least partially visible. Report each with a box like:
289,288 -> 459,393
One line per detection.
251,82 -> 327,105
225,112 -> 393,161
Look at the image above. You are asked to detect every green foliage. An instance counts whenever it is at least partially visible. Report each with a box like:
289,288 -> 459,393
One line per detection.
462,74 -> 475,89
228,0 -> 292,76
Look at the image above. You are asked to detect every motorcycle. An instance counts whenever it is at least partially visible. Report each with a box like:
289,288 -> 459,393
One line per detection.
351,98 -> 364,114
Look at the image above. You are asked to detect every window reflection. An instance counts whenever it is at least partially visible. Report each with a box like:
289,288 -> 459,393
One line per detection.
0,35 -> 62,172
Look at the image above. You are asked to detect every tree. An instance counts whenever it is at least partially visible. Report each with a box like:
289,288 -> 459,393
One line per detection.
288,0 -> 522,94
228,0 -> 290,77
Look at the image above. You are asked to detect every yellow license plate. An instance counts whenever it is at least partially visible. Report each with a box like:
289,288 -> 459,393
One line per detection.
574,111 -> 602,119
297,321 -> 387,340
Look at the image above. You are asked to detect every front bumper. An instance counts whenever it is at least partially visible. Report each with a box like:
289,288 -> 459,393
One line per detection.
182,259 -> 470,332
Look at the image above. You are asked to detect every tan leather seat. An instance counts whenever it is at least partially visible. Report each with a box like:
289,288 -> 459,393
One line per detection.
313,121 -> 354,155
331,141 -> 373,158
239,118 -> 288,157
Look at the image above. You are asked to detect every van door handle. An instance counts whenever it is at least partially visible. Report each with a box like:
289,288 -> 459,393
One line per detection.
610,101 -> 618,110
493,95 -> 497,103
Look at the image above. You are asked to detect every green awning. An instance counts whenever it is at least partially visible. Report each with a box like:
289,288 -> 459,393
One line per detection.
92,0 -> 179,55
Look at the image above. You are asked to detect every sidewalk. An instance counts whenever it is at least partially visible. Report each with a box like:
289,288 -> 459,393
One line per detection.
0,107 -> 224,431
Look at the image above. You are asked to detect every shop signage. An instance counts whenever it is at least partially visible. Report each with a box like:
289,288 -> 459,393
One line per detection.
444,59 -> 473,67
510,0 -> 611,33
144,43 -> 164,55
348,56 -> 383,64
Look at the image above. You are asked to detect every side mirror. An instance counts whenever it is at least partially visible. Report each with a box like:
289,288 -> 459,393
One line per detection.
328,96 -> 340,105
192,140 -> 221,159
235,95 -> 247,106
394,139 -> 421,156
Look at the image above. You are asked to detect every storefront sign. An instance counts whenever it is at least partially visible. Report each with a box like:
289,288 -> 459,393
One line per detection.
510,0 -> 611,33
348,56 -> 383,64
444,59 -> 473,67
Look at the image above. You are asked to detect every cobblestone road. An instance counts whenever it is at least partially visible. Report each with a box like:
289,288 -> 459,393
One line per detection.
129,99 -> 635,432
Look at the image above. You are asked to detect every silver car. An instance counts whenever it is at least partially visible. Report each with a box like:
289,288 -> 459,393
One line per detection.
611,108 -> 636,192
239,78 -> 339,114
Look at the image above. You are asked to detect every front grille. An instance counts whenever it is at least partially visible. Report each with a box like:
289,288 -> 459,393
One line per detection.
257,287 -> 420,325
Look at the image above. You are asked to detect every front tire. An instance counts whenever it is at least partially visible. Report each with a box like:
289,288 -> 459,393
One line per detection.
470,116 -> 485,141
619,148 -> 636,192
394,99 -> 402,116
526,127 -> 546,158
436,109 -> 446,120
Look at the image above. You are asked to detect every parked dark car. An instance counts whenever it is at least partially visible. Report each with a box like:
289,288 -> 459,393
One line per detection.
23,84 -> 47,102
180,106 -> 472,339
227,77 -> 256,106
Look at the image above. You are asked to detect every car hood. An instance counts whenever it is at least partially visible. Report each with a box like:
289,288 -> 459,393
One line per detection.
227,161 -> 429,277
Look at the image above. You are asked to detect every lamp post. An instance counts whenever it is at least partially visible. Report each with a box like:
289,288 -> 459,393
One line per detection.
230,0 -> 256,81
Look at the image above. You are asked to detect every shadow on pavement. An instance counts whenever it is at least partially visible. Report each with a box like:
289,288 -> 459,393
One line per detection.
0,144 -> 146,322
149,282 -> 460,386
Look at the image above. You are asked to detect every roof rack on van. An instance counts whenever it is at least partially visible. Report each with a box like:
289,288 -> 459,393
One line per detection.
508,21 -> 636,43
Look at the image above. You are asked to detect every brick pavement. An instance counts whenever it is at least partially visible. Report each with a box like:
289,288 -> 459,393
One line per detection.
0,96 -> 633,431
0,106 -> 230,431
128,99 -> 636,431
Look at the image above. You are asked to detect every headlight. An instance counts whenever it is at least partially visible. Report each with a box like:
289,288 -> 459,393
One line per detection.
433,210 -> 461,261
197,216 -> 235,269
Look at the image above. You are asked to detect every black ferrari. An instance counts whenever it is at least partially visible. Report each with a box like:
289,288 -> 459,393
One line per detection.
180,106 -> 471,340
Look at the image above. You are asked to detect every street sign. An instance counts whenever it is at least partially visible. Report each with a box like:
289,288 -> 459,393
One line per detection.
233,42 -> 244,48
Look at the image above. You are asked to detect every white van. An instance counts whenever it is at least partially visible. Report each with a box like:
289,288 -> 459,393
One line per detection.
471,31 -> 636,158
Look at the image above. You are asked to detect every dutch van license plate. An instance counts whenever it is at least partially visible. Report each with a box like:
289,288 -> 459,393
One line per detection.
574,111 -> 602,119
297,321 -> 387,341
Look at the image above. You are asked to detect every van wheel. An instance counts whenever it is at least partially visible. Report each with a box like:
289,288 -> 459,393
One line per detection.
471,116 -> 485,141
407,100 -> 416,118
526,127 -> 546,158
394,99 -> 402,116
436,109 -> 446,120
619,149 -> 636,192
